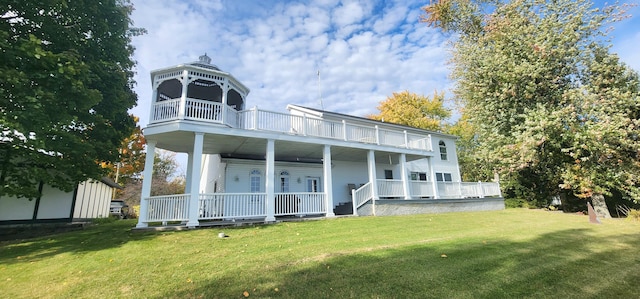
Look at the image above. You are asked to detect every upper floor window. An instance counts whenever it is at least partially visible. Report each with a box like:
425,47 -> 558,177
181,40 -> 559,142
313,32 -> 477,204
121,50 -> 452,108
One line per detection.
439,140 -> 448,160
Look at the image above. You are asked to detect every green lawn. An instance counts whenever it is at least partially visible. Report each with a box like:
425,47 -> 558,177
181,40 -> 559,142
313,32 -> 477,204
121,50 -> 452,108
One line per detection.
1,209 -> 639,298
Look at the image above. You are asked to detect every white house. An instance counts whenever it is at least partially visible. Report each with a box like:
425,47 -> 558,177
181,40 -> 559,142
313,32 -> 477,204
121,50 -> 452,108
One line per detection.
136,55 -> 503,228
0,177 -> 121,224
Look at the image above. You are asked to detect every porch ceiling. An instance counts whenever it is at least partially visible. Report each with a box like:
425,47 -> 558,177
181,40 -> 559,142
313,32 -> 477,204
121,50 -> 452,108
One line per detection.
149,131 -> 425,163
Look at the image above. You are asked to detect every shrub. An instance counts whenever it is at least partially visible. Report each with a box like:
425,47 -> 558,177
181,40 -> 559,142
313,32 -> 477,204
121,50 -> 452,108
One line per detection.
626,209 -> 640,222
505,198 -> 528,208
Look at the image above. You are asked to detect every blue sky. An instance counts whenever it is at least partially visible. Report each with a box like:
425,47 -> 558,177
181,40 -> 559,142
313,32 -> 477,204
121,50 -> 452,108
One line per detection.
129,0 -> 639,127
128,0 -> 639,172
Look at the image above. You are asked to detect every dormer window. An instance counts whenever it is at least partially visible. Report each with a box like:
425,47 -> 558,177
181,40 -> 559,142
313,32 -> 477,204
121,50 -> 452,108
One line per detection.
439,140 -> 447,161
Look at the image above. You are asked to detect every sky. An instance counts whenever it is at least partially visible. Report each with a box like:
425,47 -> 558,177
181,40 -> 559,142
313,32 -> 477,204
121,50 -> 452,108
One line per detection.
128,0 -> 640,172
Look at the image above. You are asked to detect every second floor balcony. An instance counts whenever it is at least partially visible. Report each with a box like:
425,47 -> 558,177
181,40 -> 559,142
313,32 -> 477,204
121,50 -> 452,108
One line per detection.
149,98 -> 433,152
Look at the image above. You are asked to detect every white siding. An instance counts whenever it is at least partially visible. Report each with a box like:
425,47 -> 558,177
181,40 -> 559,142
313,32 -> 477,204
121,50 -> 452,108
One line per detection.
36,185 -> 74,219
223,160 -> 322,193
73,180 -> 112,219
0,195 -> 36,221
200,154 -> 225,193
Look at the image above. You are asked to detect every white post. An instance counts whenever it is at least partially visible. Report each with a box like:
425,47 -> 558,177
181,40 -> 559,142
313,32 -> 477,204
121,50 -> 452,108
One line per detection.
400,153 -> 411,200
375,125 -> 380,145
186,132 -> 204,228
367,150 -> 378,215
352,189 -> 358,216
265,139 -> 276,222
185,152 -> 194,193
149,82 -> 158,123
136,140 -> 157,228
253,106 -> 259,130
178,70 -> 189,119
323,145 -> 335,217
428,156 -> 439,199
342,120 -> 348,141
478,181 -> 484,198
404,130 -> 409,148
221,78 -> 229,125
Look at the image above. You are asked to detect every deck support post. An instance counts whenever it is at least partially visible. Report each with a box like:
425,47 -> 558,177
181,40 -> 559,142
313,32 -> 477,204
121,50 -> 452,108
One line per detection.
367,150 -> 378,215
428,156 -> 439,199
136,140 -> 156,228
186,132 -> 204,228
323,145 -> 335,217
400,154 -> 411,200
265,139 -> 276,222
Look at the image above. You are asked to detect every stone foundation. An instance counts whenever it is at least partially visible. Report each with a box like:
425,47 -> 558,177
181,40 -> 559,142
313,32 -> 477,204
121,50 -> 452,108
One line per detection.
356,197 -> 505,216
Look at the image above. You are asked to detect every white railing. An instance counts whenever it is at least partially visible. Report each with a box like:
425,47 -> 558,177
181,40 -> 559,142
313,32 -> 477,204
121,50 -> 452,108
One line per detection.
150,103 -> 433,151
151,98 -> 181,122
274,192 -> 326,216
377,179 -> 405,198
346,124 -> 377,144
353,182 -> 373,209
184,98 -> 224,122
437,182 -> 501,198
199,193 -> 266,220
411,181 -> 434,197
146,194 -> 190,222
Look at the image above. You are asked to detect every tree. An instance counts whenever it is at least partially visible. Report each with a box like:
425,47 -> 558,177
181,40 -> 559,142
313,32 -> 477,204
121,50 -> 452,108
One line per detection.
104,118 -> 146,186
368,90 -> 451,131
422,0 -> 640,215
117,151 -> 185,209
0,1 -> 144,199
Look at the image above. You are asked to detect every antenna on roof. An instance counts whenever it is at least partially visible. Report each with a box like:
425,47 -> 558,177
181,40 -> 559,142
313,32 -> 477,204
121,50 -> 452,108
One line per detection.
317,69 -> 324,110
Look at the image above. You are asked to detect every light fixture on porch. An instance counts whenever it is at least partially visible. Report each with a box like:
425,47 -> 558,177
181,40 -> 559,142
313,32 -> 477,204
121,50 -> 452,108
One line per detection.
234,175 -> 239,182
297,177 -> 302,184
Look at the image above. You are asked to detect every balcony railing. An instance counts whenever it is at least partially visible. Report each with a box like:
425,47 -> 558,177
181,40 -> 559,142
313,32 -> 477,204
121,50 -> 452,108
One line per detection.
150,99 -> 433,151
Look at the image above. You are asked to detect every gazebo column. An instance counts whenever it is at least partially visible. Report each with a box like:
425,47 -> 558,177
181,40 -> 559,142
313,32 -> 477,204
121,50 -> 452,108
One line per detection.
221,78 -> 229,125
428,156 -> 439,199
136,140 -> 157,228
367,150 -> 378,215
178,70 -> 189,119
186,132 -> 204,227
265,139 -> 276,222
400,153 -> 412,200
323,145 -> 335,217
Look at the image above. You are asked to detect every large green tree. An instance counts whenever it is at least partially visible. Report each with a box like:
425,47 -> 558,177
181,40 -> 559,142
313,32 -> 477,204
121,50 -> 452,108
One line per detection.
422,0 -> 640,215
0,0 -> 143,199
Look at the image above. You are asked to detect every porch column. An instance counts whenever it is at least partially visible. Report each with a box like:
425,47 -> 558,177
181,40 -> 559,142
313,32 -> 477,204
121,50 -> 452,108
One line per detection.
178,70 -> 189,119
136,140 -> 156,228
367,150 -> 379,204
400,153 -> 411,200
185,152 -> 194,192
186,132 -> 204,227
428,156 -> 439,199
323,145 -> 335,217
265,139 -> 276,222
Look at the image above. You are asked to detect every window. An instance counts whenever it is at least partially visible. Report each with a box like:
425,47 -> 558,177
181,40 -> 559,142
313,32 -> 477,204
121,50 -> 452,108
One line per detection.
279,170 -> 290,192
436,172 -> 452,182
250,169 -> 262,193
384,170 -> 393,179
411,172 -> 428,181
439,140 -> 448,160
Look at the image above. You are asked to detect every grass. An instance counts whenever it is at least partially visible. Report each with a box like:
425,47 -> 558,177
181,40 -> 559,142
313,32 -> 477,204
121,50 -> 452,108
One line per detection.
1,209 -> 639,298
